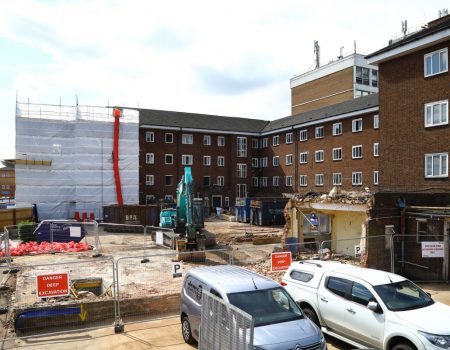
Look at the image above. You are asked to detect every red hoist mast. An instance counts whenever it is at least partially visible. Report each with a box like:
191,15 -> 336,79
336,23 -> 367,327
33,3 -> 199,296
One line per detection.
113,108 -> 123,205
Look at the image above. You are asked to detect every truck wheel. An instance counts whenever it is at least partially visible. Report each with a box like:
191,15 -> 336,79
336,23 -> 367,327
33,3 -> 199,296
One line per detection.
392,342 -> 416,350
181,316 -> 195,344
302,306 -> 320,326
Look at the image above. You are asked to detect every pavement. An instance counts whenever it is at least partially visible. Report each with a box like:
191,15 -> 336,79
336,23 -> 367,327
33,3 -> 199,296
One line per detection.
8,283 -> 450,350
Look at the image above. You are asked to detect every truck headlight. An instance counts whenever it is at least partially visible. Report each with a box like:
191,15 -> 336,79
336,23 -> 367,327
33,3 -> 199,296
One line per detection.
418,331 -> 450,349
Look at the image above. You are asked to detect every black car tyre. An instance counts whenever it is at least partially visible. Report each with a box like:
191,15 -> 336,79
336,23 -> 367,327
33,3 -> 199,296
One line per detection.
392,342 -> 416,350
181,316 -> 195,344
302,306 -> 320,326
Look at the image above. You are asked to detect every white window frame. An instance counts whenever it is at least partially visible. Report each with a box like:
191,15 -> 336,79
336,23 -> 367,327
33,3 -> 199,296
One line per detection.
315,174 -> 324,186
332,173 -> 342,186
165,133 -> 173,143
252,158 -> 259,168
273,135 -> 280,146
217,156 -> 225,167
299,129 -> 308,141
374,143 -> 379,157
252,177 -> 259,187
299,152 -> 308,164
424,100 -> 448,127
374,171 -> 379,185
203,155 -> 211,166
146,174 -> 154,186
286,154 -> 293,165
260,157 -> 268,167
237,163 -> 247,178
352,145 -> 363,159
273,156 -> 280,166
237,137 -> 247,157
260,177 -> 268,188
299,175 -> 307,187
182,134 -> 193,145
145,131 -> 154,142
145,195 -> 155,204
373,114 -> 380,129
252,138 -> 259,149
165,154 -> 173,165
224,197 -> 230,207
332,148 -> 342,161
145,153 -> 154,164
182,154 -> 193,165
203,135 -> 211,146
217,136 -> 225,147
260,137 -> 268,148
352,118 -> 363,132
315,126 -> 324,139
332,122 -> 342,136
217,176 -> 224,186
286,132 -> 293,144
425,153 -> 448,178
285,176 -> 293,187
424,48 -> 448,77
236,184 -> 247,198
315,150 -> 324,163
352,172 -> 363,185
273,176 -> 280,187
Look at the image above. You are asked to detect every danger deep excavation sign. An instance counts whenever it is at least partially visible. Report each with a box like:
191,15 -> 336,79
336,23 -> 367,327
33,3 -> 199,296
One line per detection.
36,273 -> 70,298
271,252 -> 292,271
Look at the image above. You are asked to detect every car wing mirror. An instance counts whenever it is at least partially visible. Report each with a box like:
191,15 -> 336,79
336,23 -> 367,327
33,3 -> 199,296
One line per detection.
368,301 -> 382,313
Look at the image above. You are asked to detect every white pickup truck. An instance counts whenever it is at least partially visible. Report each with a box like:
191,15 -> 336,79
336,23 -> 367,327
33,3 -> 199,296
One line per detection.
281,260 -> 450,350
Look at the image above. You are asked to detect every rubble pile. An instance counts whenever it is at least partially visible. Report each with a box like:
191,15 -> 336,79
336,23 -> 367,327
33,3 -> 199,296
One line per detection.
292,187 -> 373,206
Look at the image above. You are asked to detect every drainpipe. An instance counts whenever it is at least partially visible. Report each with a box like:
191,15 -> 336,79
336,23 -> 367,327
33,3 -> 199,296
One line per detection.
113,108 -> 123,205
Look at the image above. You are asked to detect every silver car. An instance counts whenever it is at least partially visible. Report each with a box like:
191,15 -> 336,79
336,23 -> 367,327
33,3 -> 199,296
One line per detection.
180,265 -> 327,350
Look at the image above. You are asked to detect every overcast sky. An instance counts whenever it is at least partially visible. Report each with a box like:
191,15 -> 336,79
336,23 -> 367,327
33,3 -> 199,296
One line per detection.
0,0 -> 448,161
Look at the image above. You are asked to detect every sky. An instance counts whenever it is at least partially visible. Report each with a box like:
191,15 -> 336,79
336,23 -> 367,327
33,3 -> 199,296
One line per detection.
0,0 -> 448,161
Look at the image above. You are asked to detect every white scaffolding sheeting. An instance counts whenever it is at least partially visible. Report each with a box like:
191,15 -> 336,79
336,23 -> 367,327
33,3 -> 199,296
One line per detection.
15,103 -> 139,220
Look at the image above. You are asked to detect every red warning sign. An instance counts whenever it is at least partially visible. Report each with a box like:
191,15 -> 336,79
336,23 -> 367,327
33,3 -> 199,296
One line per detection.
271,252 -> 292,271
36,273 -> 70,298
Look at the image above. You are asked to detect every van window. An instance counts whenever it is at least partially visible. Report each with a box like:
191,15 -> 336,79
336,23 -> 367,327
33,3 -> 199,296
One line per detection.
326,277 -> 348,298
185,276 -> 204,304
210,288 -> 222,299
290,270 -> 314,283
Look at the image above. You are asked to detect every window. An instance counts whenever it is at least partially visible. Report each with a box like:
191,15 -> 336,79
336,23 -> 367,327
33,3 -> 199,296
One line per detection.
333,173 -> 342,186
425,100 -> 448,127
237,164 -> 247,178
218,136 -> 225,147
352,145 -> 363,159
332,148 -> 342,161
286,154 -> 293,165
203,135 -> 211,145
332,122 -> 342,136
286,133 -> 293,144
315,174 -> 324,186
352,172 -> 362,185
237,137 -> 247,157
286,176 -> 293,187
425,153 -> 448,178
217,176 -> 224,186
299,152 -> 308,164
355,66 -> 362,84
145,195 -> 155,204
315,150 -> 324,163
145,153 -> 154,164
273,176 -> 280,187
362,67 -> 369,85
416,219 -> 428,243
299,175 -> 307,187
352,118 -> 363,132
260,137 -> 268,148
374,143 -> 379,157
224,197 -> 229,207
424,48 -> 448,77
352,282 -> 375,307
252,158 -> 259,168
146,175 -> 154,186
326,277 -> 348,298
371,69 -> 378,87
217,156 -> 225,166
203,176 -> 211,186
374,114 -> 380,129
273,156 -> 280,166
273,135 -> 280,146
299,129 -> 307,141
164,194 -> 173,201
260,157 -> 268,167
165,133 -> 173,143
374,171 -> 379,185
260,177 -> 268,187
165,154 -> 173,164
182,134 -> 193,145
145,131 -> 154,142
182,155 -> 193,165
252,177 -> 259,187
290,270 -> 314,283
165,175 -> 173,186
252,138 -> 259,149
203,156 -> 211,166
315,126 -> 324,139
236,184 -> 247,198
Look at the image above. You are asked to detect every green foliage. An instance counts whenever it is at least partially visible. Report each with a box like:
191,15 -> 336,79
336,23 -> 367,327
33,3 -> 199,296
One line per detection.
18,221 -> 36,243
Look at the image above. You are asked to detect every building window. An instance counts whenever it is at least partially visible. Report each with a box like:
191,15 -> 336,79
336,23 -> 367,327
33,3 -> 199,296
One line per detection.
286,154 -> 293,165
299,129 -> 307,141
286,176 -> 293,187
315,126 -> 324,139
332,173 -> 342,186
260,157 -> 268,167
165,175 -> 173,186
145,195 -> 155,204
217,156 -> 225,166
425,100 -> 448,127
374,171 -> 379,185
146,175 -> 154,186
273,135 -> 280,146
145,131 -> 154,142
237,164 -> 247,178
252,177 -> 259,187
203,135 -> 211,146
224,197 -> 229,207
299,175 -> 307,187
182,134 -> 193,145
165,154 -> 173,164
252,138 -> 259,149
260,137 -> 268,148
299,152 -> 308,164
352,145 -> 363,159
315,174 -> 324,186
374,114 -> 379,129
273,156 -> 279,166
352,172 -> 362,185
332,148 -> 342,161
165,133 -> 173,143
424,48 -> 448,77
260,177 -> 268,187
315,150 -> 324,162
286,132 -> 293,144
371,69 -> 378,87
252,158 -> 259,168
203,176 -> 211,186
355,66 -> 370,85
218,136 -> 225,147
352,118 -> 363,132
145,153 -> 154,164
203,156 -> 211,166
273,176 -> 280,187
332,122 -> 342,136
374,143 -> 379,157
425,153 -> 448,178
164,194 -> 173,201
236,184 -> 247,198
237,137 -> 247,157
217,176 -> 224,186
182,155 -> 193,165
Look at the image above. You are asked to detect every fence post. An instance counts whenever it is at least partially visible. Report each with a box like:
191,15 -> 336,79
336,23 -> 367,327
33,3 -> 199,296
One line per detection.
91,220 -> 102,257
114,258 -> 124,333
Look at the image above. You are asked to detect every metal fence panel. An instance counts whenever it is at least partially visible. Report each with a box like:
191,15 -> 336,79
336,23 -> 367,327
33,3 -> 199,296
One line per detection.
199,290 -> 253,350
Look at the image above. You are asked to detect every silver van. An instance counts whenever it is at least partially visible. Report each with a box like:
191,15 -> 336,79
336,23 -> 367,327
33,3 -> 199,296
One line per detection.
180,265 -> 326,350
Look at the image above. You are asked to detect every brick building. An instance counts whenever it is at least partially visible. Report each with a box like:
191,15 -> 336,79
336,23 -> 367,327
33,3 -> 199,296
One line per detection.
0,167 -> 15,200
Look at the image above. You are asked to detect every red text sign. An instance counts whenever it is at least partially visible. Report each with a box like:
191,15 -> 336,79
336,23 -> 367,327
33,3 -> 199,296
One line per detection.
36,273 -> 69,298
271,252 -> 292,271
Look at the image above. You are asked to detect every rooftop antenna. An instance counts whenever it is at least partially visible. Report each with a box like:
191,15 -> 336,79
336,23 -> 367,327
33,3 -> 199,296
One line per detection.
354,40 -> 356,54
338,46 -> 344,59
402,20 -> 408,37
314,40 -> 320,69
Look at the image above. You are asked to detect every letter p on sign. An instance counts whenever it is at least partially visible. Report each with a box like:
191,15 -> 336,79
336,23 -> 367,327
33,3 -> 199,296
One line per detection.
172,262 -> 182,278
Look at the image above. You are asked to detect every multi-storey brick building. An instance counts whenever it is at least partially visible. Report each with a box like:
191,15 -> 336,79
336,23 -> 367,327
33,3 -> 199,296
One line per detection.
0,167 -> 15,200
